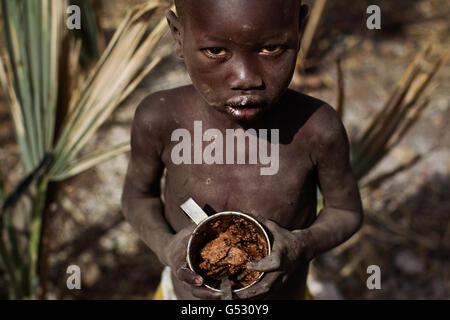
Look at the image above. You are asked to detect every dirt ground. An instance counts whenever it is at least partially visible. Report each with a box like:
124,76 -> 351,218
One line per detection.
0,0 -> 448,299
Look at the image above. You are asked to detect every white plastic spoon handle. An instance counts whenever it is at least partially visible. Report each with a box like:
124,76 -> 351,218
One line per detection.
180,198 -> 209,225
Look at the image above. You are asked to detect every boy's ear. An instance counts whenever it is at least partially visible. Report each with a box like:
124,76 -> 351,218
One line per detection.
166,10 -> 184,59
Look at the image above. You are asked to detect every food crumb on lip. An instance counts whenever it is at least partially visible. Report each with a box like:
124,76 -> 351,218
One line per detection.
226,104 -> 261,109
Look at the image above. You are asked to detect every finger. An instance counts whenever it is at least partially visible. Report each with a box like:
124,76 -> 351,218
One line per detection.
234,271 -> 284,300
180,224 -> 196,241
192,286 -> 222,300
176,267 -> 203,286
171,225 -> 196,255
177,225 -> 197,258
263,219 -> 284,234
247,251 -> 281,272
253,216 -> 282,241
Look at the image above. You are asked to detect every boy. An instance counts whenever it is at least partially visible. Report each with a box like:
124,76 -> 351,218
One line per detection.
121,0 -> 363,299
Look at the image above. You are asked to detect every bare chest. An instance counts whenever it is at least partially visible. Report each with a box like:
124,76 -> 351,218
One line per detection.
162,141 -> 317,232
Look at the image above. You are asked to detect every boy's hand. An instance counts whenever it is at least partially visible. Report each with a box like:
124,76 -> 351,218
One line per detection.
235,216 -> 310,299
165,225 -> 223,300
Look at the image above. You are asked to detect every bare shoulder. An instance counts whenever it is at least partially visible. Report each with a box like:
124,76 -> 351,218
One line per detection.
134,85 -> 194,130
288,89 -> 348,145
281,90 -> 349,166
131,85 -> 196,148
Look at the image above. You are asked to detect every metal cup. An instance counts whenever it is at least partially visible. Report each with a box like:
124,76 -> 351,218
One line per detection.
180,198 -> 271,293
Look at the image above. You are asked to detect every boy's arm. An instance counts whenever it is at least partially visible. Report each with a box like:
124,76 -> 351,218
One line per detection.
121,97 -> 221,299
121,99 -> 174,265
242,105 -> 362,299
300,106 -> 363,261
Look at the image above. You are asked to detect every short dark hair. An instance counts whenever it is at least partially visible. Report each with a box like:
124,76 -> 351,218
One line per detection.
175,0 -> 304,21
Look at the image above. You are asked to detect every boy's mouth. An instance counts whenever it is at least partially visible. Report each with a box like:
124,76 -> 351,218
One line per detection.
225,104 -> 262,120
225,96 -> 265,120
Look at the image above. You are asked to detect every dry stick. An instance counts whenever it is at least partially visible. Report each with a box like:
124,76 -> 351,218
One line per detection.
352,86 -> 399,154
354,66 -> 422,178
353,48 -> 426,153
361,154 -> 422,190
46,0 -> 65,150
387,99 -> 430,150
355,49 -> 447,176
297,0 -> 327,72
54,34 -> 74,144
398,44 -> 431,86
67,39 -> 82,110
367,211 -> 437,249
339,250 -> 365,278
405,53 -> 449,107
382,54 -> 447,151
368,65 -> 421,141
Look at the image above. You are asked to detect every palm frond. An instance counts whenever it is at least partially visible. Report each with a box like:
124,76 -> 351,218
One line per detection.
53,143 -> 131,181
49,2 -> 171,178
0,0 -> 65,172
0,0 -> 171,299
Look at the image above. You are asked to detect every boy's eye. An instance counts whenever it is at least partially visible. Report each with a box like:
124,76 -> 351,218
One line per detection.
203,47 -> 228,57
261,45 -> 284,54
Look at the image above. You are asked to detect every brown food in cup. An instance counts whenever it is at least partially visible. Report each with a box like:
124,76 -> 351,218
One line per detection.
197,217 -> 268,290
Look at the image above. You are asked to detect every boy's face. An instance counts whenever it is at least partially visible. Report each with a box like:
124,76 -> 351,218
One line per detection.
169,0 -> 303,123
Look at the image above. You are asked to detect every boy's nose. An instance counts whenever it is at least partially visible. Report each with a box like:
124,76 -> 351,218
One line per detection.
229,58 -> 264,91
